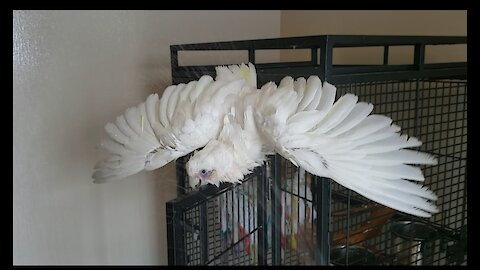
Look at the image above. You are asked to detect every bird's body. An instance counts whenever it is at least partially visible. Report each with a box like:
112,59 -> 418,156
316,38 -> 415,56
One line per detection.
93,63 -> 438,218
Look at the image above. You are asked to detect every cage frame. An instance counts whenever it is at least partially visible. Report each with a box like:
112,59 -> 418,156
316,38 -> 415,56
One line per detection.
166,35 -> 467,266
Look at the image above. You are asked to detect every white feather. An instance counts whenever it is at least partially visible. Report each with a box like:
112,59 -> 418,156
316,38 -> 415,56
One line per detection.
189,75 -> 213,103
279,76 -> 294,89
104,122 -> 129,145
167,83 -> 184,124
99,139 -> 133,156
338,114 -> 393,140
251,74 -> 438,218
159,85 -> 175,127
115,115 -> 137,139
138,102 -> 156,137
328,165 -> 436,217
179,80 -> 197,102
327,102 -> 374,137
303,76 -> 322,111
125,106 -> 143,135
358,150 -> 437,166
287,111 -> 327,134
314,94 -> 358,133
94,65 -> 440,219
354,135 -> 422,154
145,94 -> 160,127
316,82 -> 336,112
296,77 -> 316,112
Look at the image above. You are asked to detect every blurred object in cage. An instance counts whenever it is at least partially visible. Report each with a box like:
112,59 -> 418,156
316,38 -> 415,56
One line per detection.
445,225 -> 467,265
390,219 -> 438,265
330,245 -> 380,265
332,203 -> 395,248
296,202 -> 395,265
280,166 -> 317,262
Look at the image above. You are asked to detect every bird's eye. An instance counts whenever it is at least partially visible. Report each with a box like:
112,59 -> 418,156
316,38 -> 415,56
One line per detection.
199,169 -> 211,179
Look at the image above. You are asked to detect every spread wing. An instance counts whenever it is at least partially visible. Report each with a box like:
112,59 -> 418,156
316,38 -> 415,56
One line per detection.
92,63 -> 257,183
255,76 -> 438,217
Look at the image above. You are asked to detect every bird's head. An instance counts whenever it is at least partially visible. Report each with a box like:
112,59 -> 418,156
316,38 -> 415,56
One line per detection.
186,140 -> 236,189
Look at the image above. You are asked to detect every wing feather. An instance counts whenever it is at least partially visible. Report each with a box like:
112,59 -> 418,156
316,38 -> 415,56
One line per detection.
303,76 -> 322,111
159,85 -> 175,127
93,63 -> 257,183
256,75 -> 438,217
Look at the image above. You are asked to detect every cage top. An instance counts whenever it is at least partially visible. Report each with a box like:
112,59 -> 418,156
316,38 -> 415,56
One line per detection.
171,35 -> 466,51
170,34 -> 466,85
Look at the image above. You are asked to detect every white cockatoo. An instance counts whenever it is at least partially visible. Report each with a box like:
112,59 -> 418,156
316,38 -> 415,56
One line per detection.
93,63 -> 438,218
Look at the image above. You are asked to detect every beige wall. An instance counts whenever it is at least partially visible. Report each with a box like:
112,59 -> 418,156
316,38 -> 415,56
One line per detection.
280,10 -> 467,64
13,10 -> 280,265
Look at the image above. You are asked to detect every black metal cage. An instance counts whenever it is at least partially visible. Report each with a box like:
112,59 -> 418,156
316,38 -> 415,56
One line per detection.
166,35 -> 467,265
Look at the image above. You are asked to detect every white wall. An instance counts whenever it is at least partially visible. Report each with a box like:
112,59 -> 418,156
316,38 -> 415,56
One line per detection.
13,10 -> 280,265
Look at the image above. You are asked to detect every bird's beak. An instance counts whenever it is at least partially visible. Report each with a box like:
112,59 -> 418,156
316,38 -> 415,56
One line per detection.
194,179 -> 202,189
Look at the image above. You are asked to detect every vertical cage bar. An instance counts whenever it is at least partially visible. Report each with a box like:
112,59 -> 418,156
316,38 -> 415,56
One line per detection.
170,46 -> 179,81
167,203 -> 186,265
414,43 -> 425,70
271,154 -> 282,265
318,36 -> 331,82
200,202 -> 208,264
176,158 -> 186,195
383,46 -> 389,65
345,189 -> 351,265
314,177 -> 331,265
316,36 -> 332,265
413,79 -> 421,137
248,49 -> 255,64
256,166 -> 268,265
460,169 -> 467,230
311,47 -> 318,65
